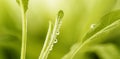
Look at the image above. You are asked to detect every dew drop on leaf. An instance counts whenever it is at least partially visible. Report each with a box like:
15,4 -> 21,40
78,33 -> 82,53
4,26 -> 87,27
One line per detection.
56,31 -> 60,35
49,45 -> 53,51
90,24 -> 96,29
54,39 -> 58,43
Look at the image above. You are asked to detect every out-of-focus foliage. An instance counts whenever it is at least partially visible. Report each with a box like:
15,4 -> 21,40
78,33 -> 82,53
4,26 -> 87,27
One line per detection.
0,0 -> 120,59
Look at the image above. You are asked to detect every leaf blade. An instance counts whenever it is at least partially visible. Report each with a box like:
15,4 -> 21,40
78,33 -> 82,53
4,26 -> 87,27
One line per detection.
62,10 -> 120,59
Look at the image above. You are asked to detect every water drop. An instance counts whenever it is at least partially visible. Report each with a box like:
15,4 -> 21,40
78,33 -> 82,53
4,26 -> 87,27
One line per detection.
56,31 -> 60,35
54,39 -> 58,43
49,48 -> 52,51
90,24 -> 96,29
49,45 -> 53,51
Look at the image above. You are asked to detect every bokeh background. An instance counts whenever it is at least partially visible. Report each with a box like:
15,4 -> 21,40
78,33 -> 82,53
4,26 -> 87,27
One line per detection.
0,0 -> 120,59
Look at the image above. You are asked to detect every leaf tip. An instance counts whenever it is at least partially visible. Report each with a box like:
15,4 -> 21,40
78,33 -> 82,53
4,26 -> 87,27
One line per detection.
58,10 -> 64,19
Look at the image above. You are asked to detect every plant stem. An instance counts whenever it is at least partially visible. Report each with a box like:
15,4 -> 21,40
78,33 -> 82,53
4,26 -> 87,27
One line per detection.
20,0 -> 27,59
38,22 -> 52,59
38,10 -> 64,59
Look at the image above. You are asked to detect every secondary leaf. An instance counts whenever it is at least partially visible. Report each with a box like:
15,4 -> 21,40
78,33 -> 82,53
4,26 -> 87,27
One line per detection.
82,10 -> 120,42
62,10 -> 120,59
91,44 -> 120,59
74,44 -> 120,59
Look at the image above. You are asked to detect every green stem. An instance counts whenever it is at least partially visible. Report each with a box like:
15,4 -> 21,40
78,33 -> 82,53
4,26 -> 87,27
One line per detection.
38,22 -> 52,59
38,10 -> 64,59
20,0 -> 27,59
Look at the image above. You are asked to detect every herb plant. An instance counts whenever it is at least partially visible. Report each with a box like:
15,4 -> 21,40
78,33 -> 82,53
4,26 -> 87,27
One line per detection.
0,0 -> 120,59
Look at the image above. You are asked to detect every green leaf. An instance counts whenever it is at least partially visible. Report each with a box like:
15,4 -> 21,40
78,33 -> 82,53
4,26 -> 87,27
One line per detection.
16,0 -> 29,13
38,21 -> 52,59
62,10 -> 120,59
74,44 -> 120,59
38,10 -> 64,59
82,10 -> 120,42
91,44 -> 120,59
58,10 -> 64,19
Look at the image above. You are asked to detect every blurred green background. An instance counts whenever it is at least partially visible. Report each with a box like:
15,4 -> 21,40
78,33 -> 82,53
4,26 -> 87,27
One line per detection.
0,0 -> 120,59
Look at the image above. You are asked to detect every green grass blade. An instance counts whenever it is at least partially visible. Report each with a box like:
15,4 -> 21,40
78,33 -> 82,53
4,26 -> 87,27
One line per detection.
38,21 -> 52,59
38,10 -> 64,59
